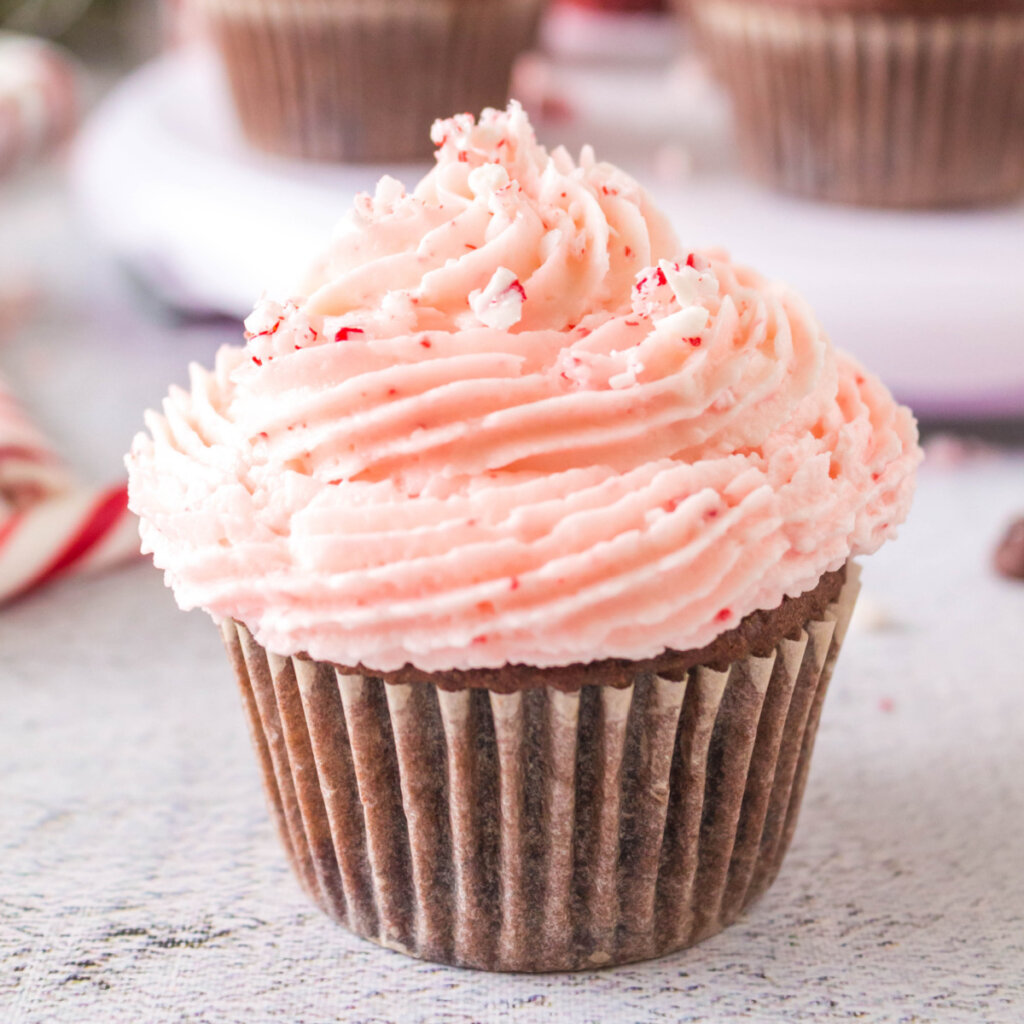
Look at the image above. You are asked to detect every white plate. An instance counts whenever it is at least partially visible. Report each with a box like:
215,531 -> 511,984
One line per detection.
73,46 -> 1024,416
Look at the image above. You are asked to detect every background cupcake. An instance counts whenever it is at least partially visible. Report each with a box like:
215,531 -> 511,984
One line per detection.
688,0 -> 1024,206
195,0 -> 547,162
127,104 -> 920,971
560,0 -> 668,11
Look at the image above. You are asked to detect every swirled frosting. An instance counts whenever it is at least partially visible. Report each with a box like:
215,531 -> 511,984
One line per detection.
127,103 -> 920,672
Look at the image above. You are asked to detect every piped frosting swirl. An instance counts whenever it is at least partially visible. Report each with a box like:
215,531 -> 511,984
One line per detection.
127,103 -> 920,672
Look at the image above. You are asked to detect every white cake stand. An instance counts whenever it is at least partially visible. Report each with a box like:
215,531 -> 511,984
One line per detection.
73,46 -> 1024,416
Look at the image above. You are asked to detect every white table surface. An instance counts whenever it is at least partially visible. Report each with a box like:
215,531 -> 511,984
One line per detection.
2,157 -> 1024,1024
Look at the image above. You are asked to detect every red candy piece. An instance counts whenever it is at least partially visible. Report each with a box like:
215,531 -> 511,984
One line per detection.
334,327 -> 364,342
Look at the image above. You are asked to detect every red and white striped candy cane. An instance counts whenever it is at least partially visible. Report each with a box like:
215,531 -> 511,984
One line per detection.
0,376 -> 140,606
0,36 -> 137,606
0,483 -> 139,605
0,376 -> 74,506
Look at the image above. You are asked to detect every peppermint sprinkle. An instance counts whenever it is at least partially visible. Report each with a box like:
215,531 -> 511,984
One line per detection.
334,326 -> 364,342
468,266 -> 527,330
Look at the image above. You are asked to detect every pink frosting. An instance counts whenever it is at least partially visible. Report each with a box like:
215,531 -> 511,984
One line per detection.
127,103 -> 921,672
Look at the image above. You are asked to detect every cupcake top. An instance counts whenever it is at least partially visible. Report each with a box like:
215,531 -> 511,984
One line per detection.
127,102 -> 920,673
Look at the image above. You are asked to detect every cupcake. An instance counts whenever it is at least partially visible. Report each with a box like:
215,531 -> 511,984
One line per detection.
127,102 -> 921,971
195,0 -> 547,161
561,0 -> 667,12
688,0 -> 1024,206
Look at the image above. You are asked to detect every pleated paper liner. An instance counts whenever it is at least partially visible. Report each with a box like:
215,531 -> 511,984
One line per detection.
221,563 -> 860,971
690,2 -> 1024,206
200,0 -> 545,162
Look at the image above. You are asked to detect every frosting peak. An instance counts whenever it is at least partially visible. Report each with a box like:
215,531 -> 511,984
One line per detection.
300,101 -> 678,336
127,104 -> 920,673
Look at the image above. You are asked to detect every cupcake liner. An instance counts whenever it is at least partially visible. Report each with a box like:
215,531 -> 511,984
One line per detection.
221,564 -> 860,971
199,0 -> 545,162
691,2 -> 1024,206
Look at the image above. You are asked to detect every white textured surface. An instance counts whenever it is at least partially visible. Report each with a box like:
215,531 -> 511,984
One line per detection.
2,454 -> 1023,1023
3,133 -> 1024,1024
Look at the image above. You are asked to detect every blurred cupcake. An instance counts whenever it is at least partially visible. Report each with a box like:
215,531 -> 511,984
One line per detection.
196,0 -> 547,162
689,0 -> 1024,206
562,0 -> 667,11
127,104 -> 921,970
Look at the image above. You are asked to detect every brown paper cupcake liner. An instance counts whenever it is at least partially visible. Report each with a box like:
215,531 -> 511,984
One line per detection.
691,2 -> 1024,206
220,563 -> 860,971
199,0 -> 545,162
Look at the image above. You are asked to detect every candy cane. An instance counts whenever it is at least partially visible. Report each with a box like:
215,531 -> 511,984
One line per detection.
0,483 -> 139,605
0,37 -> 136,605
0,378 -> 75,505
0,377 -> 140,605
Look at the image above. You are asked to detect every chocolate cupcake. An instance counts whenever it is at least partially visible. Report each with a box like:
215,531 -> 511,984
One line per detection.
688,0 -> 1024,206
127,103 -> 921,970
561,0 -> 668,12
196,0 -> 547,161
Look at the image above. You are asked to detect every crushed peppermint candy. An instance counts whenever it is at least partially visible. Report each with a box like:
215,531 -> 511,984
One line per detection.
468,163 -> 511,199
468,267 -> 527,330
243,298 -> 288,340
244,297 -> 324,360
663,259 -> 717,308
334,326 -> 364,342
609,360 -> 645,390
554,349 -> 598,389
631,258 -> 716,344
